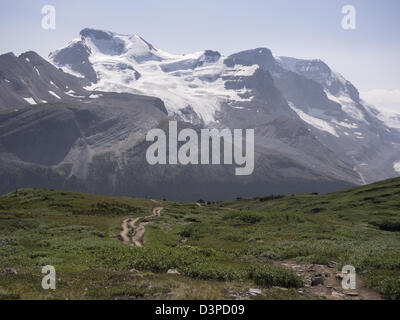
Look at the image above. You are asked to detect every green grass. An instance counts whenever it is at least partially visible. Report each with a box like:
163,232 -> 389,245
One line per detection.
1,178 -> 400,299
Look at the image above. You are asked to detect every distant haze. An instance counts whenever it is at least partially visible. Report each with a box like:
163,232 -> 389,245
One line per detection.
361,90 -> 400,113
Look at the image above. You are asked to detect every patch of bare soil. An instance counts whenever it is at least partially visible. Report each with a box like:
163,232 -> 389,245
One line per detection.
275,259 -> 381,300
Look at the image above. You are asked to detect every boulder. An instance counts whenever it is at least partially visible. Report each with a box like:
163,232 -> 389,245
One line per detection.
3,268 -> 17,275
311,276 -> 324,286
167,269 -> 181,275
248,288 -> 262,296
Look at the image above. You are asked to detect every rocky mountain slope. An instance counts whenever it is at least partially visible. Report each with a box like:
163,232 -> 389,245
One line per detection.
1,28 -> 398,199
49,29 -> 400,185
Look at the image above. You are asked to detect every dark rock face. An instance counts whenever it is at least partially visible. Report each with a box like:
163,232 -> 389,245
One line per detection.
49,41 -> 97,83
226,48 -> 278,71
80,28 -> 114,40
0,106 -> 80,165
0,51 -> 88,110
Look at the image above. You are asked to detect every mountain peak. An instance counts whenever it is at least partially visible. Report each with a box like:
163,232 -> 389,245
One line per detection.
79,28 -> 115,40
0,52 -> 16,58
19,51 -> 43,60
75,27 -> 161,60
226,47 -> 276,69
278,56 -> 332,75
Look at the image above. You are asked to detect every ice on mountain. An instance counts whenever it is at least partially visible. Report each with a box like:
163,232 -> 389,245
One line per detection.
331,120 -> 358,129
288,102 -> 339,137
50,81 -> 59,89
23,97 -> 36,105
67,29 -> 256,123
50,28 -> 379,132
34,67 -> 40,76
48,90 -> 61,99
325,90 -> 368,123
65,90 -> 85,98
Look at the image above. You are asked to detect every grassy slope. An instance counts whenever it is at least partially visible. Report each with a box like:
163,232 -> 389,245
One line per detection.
0,179 -> 399,300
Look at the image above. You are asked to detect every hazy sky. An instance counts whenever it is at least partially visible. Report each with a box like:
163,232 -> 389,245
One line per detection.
1,0 -> 399,91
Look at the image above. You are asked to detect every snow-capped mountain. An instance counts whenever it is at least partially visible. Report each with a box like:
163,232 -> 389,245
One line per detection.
274,56 -> 400,182
49,28 -> 400,184
0,28 -> 399,200
0,46 -> 357,200
50,28 -> 262,124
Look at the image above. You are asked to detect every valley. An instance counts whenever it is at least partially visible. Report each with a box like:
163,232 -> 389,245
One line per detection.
0,178 -> 399,300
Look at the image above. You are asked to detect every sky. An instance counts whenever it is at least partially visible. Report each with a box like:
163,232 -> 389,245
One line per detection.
0,0 -> 399,95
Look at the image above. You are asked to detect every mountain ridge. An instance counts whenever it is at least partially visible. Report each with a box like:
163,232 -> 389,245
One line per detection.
49,28 -> 400,184
1,28 -> 399,199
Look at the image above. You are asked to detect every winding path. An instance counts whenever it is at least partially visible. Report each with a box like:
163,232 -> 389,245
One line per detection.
119,207 -> 164,247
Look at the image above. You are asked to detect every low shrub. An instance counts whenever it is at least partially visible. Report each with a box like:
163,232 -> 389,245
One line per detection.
248,264 -> 303,288
224,211 -> 264,224
182,263 -> 245,281
365,270 -> 400,300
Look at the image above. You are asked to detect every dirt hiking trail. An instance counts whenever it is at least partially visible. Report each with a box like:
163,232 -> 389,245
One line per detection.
119,207 -> 164,247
